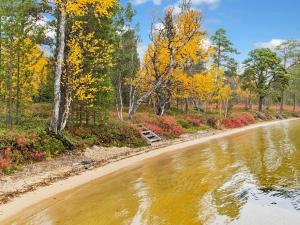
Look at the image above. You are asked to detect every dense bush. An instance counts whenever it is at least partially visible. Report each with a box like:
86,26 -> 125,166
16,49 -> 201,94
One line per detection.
222,113 -> 255,128
145,116 -> 184,138
0,131 -> 66,174
68,121 -> 147,148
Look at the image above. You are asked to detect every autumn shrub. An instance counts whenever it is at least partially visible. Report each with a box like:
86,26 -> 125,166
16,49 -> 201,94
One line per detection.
0,130 -> 67,173
222,113 -> 255,129
145,123 -> 164,136
145,116 -> 184,138
0,157 -> 11,171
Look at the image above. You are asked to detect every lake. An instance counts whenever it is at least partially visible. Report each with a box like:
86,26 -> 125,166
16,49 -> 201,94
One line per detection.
6,120 -> 300,225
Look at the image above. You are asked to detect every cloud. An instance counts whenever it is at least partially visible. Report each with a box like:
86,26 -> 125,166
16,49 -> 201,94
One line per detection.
137,43 -> 148,59
255,39 -> 285,50
191,0 -> 220,9
35,15 -> 56,40
132,0 -> 163,5
202,38 -> 212,50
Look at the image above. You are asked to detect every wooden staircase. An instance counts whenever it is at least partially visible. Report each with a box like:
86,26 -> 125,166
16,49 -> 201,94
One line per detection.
137,124 -> 162,145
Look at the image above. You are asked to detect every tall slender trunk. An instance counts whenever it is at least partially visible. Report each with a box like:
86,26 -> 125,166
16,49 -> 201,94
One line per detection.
16,53 -> 21,124
93,109 -> 96,126
7,43 -> 13,128
258,96 -> 265,112
86,110 -> 90,126
250,99 -> 253,111
79,104 -> 83,126
293,93 -> 297,112
128,84 -> 137,120
279,91 -> 284,114
224,99 -> 229,118
116,74 -> 123,120
49,4 -> 66,134
184,98 -> 188,113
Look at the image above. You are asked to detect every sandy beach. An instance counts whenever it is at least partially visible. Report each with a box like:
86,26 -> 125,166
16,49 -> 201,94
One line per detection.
0,118 -> 299,223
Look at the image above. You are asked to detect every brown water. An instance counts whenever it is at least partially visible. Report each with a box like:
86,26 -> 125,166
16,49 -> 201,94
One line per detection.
6,120 -> 300,225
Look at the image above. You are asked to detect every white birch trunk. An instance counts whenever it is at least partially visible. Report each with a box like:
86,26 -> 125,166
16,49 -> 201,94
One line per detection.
49,4 -> 66,134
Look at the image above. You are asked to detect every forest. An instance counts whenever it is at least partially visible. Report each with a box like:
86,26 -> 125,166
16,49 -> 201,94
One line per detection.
0,0 -> 300,173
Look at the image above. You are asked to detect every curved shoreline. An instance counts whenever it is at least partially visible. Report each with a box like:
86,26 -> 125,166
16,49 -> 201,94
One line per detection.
0,118 -> 299,223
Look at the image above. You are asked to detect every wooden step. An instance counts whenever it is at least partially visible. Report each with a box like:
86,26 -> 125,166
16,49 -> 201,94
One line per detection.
138,124 -> 162,145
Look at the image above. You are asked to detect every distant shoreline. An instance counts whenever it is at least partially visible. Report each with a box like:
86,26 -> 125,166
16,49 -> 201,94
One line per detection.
1,118 -> 300,224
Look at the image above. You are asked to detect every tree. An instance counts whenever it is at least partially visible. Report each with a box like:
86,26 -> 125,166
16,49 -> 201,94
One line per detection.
111,3 -> 139,120
211,28 -> 239,69
275,40 -> 300,113
289,58 -> 300,111
0,0 -> 48,127
128,2 -> 210,118
242,48 -> 288,112
48,0 -> 117,134
49,0 -> 67,134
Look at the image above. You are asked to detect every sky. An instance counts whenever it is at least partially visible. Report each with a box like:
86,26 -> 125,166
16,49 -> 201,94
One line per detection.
120,0 -> 300,63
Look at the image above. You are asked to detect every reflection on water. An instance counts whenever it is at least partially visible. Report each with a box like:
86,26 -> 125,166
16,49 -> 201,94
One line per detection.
6,120 -> 300,225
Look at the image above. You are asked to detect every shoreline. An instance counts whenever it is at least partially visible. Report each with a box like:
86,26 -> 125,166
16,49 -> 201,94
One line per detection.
0,118 -> 299,223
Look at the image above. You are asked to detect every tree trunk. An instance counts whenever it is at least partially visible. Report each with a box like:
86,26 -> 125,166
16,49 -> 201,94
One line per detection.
49,4 -> 66,134
184,98 -> 188,114
128,84 -> 137,120
279,91 -> 284,114
258,96 -> 265,112
293,93 -> 296,112
93,109 -> 96,126
224,99 -> 229,118
16,53 -> 21,124
86,110 -> 90,126
7,43 -> 13,128
79,104 -> 83,126
116,74 -> 123,120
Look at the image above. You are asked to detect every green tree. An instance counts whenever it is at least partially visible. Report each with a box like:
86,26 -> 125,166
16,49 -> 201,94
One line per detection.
111,2 -> 139,120
275,40 -> 300,113
242,48 -> 288,112
0,0 -> 47,127
289,58 -> 300,111
211,28 -> 239,69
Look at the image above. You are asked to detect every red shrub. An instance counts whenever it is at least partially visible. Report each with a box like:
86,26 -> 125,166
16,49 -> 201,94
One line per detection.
222,113 -> 255,129
30,151 -> 45,162
145,123 -> 164,136
146,116 -> 184,138
156,116 -> 184,137
0,157 -> 11,170
222,118 -> 243,128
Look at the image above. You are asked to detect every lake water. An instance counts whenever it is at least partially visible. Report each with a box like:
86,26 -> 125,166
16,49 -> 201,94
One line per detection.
6,120 -> 300,225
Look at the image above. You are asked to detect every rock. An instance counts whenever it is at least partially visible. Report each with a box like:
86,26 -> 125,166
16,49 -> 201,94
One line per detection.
81,159 -> 96,165
256,112 -> 267,120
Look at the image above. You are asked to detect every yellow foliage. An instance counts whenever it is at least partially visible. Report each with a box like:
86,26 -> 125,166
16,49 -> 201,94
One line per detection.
64,0 -> 116,104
